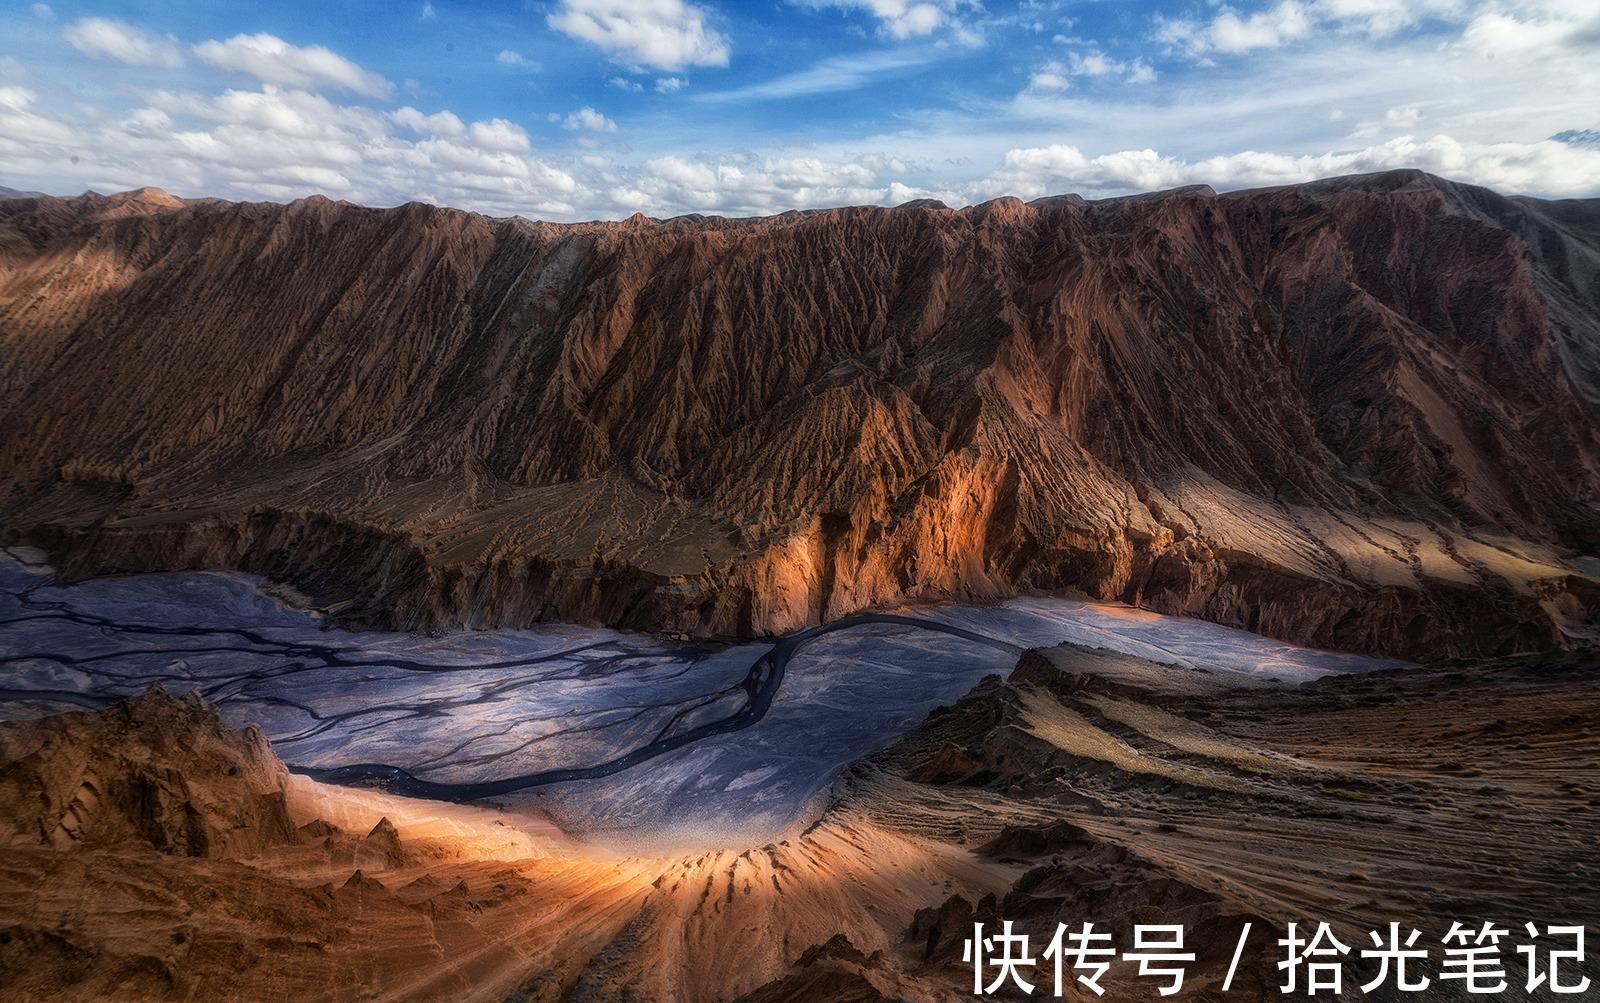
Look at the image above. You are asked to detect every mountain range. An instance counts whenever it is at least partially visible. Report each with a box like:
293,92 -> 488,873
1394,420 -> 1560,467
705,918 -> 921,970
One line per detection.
2,169 -> 1597,658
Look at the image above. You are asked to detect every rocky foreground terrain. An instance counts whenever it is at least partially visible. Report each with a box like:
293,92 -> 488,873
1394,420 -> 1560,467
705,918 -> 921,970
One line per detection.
3,172 -> 1598,657
0,647 -> 1594,1001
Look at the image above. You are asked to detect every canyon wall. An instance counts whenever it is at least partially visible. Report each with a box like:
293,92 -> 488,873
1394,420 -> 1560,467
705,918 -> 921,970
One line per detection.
3,170 -> 1598,657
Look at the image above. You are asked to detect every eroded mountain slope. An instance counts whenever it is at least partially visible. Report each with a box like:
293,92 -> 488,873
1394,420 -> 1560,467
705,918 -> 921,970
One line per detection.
2,171 -> 1598,655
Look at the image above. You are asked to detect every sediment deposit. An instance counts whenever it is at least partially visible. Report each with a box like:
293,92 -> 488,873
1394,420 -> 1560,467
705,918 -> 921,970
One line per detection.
2,646 -> 1594,1001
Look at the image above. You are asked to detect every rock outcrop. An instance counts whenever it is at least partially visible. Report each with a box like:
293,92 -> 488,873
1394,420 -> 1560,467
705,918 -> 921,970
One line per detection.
0,689 -> 596,1002
2,171 -> 1598,656
0,685 -> 297,857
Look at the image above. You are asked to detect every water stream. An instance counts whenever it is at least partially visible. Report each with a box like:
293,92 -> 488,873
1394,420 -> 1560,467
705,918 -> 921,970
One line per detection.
0,549 -> 1408,847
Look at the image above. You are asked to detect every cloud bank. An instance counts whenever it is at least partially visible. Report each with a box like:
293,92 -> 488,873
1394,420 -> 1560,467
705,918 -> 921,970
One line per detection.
2,2 -> 1597,220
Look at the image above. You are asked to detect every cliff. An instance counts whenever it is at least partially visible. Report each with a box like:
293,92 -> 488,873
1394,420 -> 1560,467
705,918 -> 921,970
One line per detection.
2,171 -> 1598,656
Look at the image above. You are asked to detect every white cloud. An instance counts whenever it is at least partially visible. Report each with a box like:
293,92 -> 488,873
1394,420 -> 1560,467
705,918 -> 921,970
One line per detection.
976,134 -> 1600,200
618,151 -> 907,215
497,50 -> 527,66
1203,1 -> 1313,52
194,34 -> 391,98
63,17 -> 183,69
546,0 -> 729,71
468,118 -> 533,151
654,76 -> 686,93
391,106 -> 466,136
7,0 -> 1600,220
1052,49 -> 1158,85
698,49 -> 934,102
1158,0 -> 1592,63
1313,0 -> 1463,37
562,106 -> 618,133
1457,9 -> 1596,59
1385,104 -> 1422,128
1125,61 -> 1158,85
420,3 -> 436,20
0,82 -> 579,216
7,66 -> 1600,220
30,4 -> 53,20
1157,1 -> 1314,56
1025,62 -> 1070,93
0,85 -> 76,146
1067,51 -> 1117,76
120,106 -> 174,134
801,0 -> 966,40
1346,102 -> 1428,140
1022,46 -> 1156,97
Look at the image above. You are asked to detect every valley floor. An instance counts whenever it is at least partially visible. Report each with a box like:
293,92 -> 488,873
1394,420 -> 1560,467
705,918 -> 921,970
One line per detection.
0,556 -> 1595,1000
0,548 -> 1399,851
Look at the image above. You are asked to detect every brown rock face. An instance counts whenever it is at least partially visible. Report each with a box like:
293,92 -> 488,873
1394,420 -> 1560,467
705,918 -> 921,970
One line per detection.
2,171 -> 1597,656
0,686 -> 297,857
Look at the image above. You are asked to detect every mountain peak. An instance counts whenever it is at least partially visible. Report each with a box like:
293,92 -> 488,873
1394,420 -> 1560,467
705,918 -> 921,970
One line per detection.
109,186 -> 184,209
1553,128 -> 1600,148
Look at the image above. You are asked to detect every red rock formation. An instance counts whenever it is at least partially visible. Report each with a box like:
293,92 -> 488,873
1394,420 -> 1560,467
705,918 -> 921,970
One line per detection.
0,685 -> 298,857
2,171 -> 1597,656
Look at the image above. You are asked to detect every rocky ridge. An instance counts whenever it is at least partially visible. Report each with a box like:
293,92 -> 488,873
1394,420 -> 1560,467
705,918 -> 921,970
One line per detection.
3,171 -> 1599,657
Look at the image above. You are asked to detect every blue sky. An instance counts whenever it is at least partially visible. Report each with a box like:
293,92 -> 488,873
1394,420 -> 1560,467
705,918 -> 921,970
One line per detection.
1,0 -> 1597,219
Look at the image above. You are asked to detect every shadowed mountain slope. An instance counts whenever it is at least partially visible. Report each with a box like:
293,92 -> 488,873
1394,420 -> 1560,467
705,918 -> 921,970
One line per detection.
2,171 -> 1598,656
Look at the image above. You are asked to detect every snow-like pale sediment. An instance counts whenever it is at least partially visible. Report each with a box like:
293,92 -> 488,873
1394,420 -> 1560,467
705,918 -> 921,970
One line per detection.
0,551 -> 1408,849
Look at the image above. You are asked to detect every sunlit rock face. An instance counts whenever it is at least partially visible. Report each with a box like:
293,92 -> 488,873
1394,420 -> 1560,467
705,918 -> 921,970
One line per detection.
0,552 -> 1405,848
2,173 -> 1597,658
